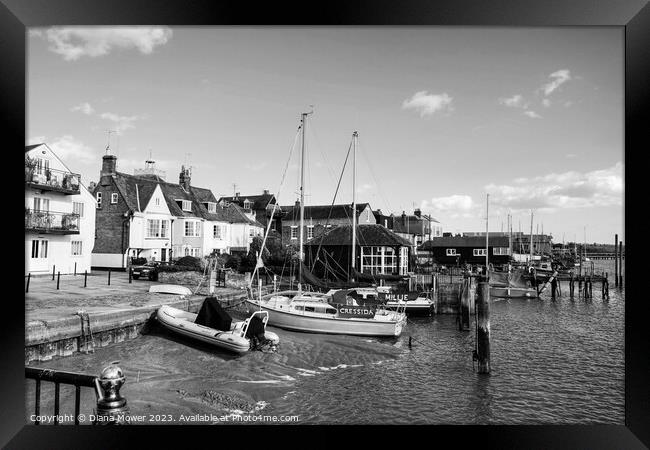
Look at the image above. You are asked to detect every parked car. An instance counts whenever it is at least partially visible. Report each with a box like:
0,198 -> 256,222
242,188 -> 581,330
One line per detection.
131,261 -> 165,281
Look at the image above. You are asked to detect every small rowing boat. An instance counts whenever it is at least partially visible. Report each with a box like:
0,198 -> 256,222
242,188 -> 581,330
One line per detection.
149,284 -> 192,296
157,297 -> 279,354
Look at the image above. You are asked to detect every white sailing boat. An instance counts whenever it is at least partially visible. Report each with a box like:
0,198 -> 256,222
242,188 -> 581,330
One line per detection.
245,113 -> 406,337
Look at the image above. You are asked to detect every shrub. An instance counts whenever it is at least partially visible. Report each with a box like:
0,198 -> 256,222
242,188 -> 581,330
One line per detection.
158,264 -> 202,273
174,256 -> 202,270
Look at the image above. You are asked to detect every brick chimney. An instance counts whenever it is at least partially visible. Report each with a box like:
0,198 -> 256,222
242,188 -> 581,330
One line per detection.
101,154 -> 117,177
414,208 -> 421,217
179,165 -> 191,191
235,192 -> 240,198
402,210 -> 407,224
263,189 -> 270,195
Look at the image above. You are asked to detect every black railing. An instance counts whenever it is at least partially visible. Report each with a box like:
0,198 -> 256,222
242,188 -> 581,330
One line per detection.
25,164 -> 81,194
26,367 -> 99,425
25,209 -> 80,234
26,364 -> 129,425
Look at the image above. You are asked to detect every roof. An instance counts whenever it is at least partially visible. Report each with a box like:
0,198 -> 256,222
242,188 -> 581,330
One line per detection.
25,143 -> 44,153
419,235 -> 511,250
225,203 -> 264,227
304,224 -> 413,247
391,215 -> 430,235
281,203 -> 372,222
218,193 -> 276,210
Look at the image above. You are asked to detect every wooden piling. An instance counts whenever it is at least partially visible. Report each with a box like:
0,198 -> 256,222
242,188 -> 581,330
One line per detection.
618,239 -> 623,287
459,276 -> 471,331
25,273 -> 31,293
614,234 -> 618,287
551,277 -> 557,300
476,280 -> 491,374
56,272 -> 60,290
569,273 -> 574,298
52,265 -> 56,281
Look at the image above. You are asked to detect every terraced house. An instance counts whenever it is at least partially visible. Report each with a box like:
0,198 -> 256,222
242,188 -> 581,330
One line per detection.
25,143 -> 96,275
90,154 -> 263,269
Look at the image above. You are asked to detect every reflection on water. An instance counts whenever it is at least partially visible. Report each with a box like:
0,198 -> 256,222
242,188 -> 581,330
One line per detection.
27,263 -> 624,425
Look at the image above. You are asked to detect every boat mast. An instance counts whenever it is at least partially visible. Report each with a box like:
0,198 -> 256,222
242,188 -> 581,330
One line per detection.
529,210 -> 534,263
298,111 -> 309,291
350,131 -> 358,282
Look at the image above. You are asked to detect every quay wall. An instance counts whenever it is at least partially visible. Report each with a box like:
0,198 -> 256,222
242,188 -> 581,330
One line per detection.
25,289 -> 261,364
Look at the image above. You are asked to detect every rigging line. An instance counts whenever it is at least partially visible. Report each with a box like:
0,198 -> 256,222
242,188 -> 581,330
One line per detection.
307,121 -> 339,186
313,138 -> 354,266
250,124 -> 302,285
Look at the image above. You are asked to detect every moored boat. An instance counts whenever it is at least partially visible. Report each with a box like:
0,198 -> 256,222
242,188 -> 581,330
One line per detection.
157,297 -> 279,354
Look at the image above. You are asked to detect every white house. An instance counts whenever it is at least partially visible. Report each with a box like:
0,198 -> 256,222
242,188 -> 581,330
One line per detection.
25,143 -> 96,275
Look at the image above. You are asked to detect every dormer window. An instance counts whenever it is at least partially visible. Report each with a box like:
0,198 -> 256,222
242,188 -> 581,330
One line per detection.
176,199 -> 192,212
243,200 -> 251,210
206,202 -> 217,213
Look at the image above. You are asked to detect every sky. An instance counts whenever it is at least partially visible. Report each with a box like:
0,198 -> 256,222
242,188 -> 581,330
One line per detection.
27,27 -> 624,244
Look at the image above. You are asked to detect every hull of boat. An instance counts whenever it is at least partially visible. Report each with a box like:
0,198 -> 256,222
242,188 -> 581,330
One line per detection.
149,284 -> 192,296
384,302 -> 434,316
157,305 -> 279,354
489,286 -> 537,299
245,300 -> 404,337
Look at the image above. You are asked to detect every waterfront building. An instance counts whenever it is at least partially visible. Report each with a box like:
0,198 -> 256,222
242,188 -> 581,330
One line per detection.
418,235 -> 512,266
91,154 -> 263,269
217,190 -> 278,230
25,143 -> 96,275
303,223 -> 412,280
279,202 -> 376,248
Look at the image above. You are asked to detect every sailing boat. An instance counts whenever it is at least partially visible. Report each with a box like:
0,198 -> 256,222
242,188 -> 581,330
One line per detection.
245,113 -> 406,337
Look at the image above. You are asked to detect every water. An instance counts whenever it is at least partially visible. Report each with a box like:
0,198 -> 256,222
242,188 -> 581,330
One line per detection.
27,261 -> 624,425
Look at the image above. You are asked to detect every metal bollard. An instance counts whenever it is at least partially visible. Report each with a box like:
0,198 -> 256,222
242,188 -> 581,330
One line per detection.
74,262 -> 77,276
94,363 -> 129,424
52,265 -> 56,281
26,273 -> 31,293
57,272 -> 60,290
108,269 -> 111,286
84,270 -> 88,288
128,268 -> 132,284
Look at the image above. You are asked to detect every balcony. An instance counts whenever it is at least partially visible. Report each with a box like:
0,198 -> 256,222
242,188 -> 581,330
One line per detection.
25,165 -> 81,195
25,209 -> 80,235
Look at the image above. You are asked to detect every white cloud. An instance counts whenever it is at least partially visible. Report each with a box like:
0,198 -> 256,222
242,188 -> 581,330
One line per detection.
524,110 -> 542,119
541,98 -> 551,108
540,69 -> 571,96
100,112 -> 144,134
566,153 -> 577,159
48,135 -> 97,164
32,27 -> 173,61
27,136 -> 46,145
402,91 -> 453,117
421,194 -> 476,219
70,102 -> 95,115
498,94 -> 526,109
244,162 -> 268,172
485,162 -> 623,211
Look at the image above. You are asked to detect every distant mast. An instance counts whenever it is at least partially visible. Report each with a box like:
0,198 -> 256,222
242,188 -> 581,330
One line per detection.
350,131 -> 358,282
529,210 -> 534,263
298,111 -> 308,292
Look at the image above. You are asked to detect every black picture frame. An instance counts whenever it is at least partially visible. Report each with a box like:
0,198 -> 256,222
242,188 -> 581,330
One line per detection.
2,0 -> 647,448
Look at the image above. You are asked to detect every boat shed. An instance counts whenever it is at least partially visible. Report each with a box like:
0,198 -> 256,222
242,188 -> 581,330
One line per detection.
418,235 -> 512,266
304,224 -> 413,281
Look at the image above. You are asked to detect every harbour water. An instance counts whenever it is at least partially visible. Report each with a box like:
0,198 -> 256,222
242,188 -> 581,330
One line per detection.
26,260 -> 624,425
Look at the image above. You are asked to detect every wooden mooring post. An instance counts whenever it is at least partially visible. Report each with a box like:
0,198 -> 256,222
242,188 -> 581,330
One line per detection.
458,276 -> 471,331
56,272 -> 60,290
551,277 -> 558,300
618,241 -> 623,287
614,234 -> 618,287
569,273 -> 575,298
475,279 -> 491,374
602,273 -> 609,300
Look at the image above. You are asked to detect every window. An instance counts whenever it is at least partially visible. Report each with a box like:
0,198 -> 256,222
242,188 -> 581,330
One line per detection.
290,226 -> 298,239
96,192 -> 102,208
71,241 -> 83,256
207,202 -> 216,213
249,227 -> 254,238
400,247 -> 409,275
155,197 -> 160,206
31,240 -> 48,258
446,248 -> 457,256
493,247 -> 510,255
33,197 -> 50,212
111,193 -> 118,204
473,249 -> 487,256
213,225 -> 222,239
184,247 -> 201,257
366,209 -> 371,222
73,202 -> 84,217
243,200 -> 251,210
184,221 -> 200,237
307,225 -> 314,239
182,200 -> 192,211
35,158 -> 50,175
147,219 -> 169,238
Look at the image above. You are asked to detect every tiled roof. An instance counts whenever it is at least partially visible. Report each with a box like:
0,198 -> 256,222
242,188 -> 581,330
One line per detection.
25,144 -> 44,152
419,235 -> 510,250
112,172 -> 161,212
218,193 -> 275,210
226,204 -> 264,227
304,224 -> 412,247
280,203 -> 372,222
